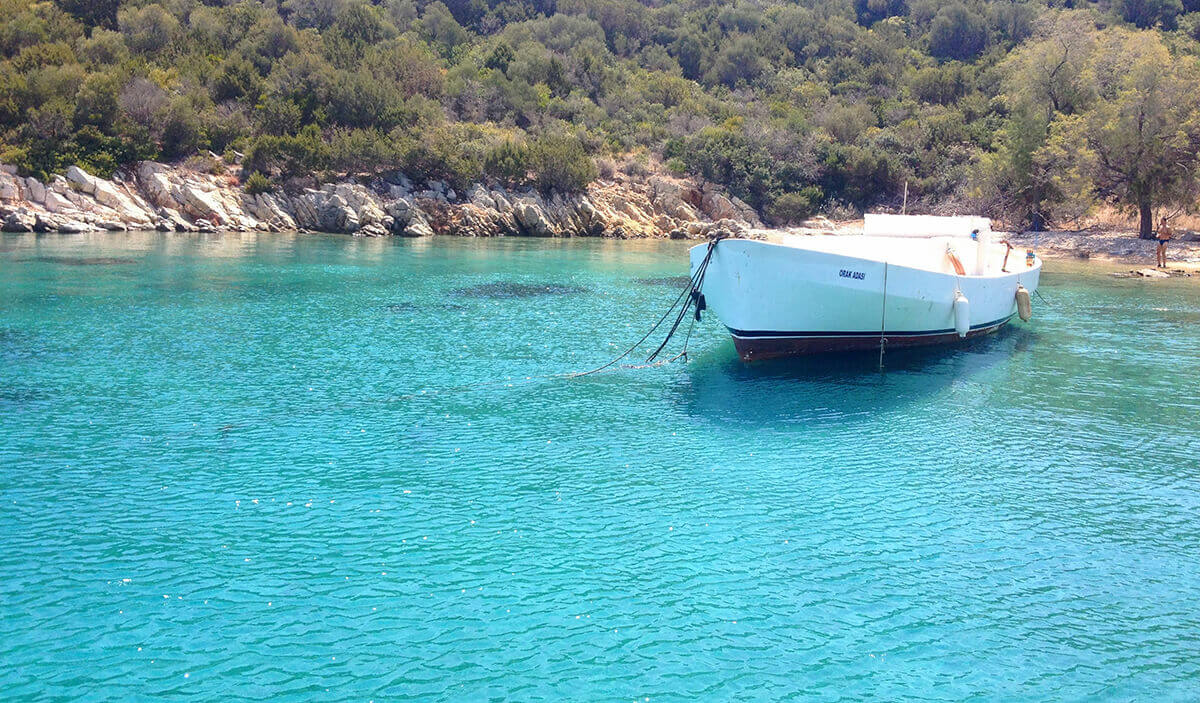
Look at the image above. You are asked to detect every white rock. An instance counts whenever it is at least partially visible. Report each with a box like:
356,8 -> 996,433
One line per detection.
136,163 -> 176,208
514,200 -> 553,236
42,190 -> 73,213
66,165 -> 97,195
402,216 -> 433,237
24,177 -> 45,204
178,184 -> 229,225
0,173 -> 18,201
92,179 -> 149,223
490,190 -> 511,212
467,185 -> 495,210
57,219 -> 94,233
2,209 -> 35,232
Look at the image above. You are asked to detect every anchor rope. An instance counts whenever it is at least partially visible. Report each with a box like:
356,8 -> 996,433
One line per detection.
573,232 -> 722,374
387,234 -> 725,401
645,235 -> 721,363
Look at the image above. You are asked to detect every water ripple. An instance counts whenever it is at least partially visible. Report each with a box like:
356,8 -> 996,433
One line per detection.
1,233 -> 1199,700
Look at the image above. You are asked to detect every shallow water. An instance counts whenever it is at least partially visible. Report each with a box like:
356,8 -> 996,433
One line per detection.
2,231 -> 1199,701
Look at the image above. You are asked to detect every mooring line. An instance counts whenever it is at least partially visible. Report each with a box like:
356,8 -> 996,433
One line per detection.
384,235 -> 724,402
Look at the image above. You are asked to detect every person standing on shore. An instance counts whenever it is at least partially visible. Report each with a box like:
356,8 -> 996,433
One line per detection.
1156,217 -> 1173,268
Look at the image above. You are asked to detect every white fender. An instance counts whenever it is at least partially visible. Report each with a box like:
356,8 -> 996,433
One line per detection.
1016,284 -> 1032,322
953,291 -> 970,338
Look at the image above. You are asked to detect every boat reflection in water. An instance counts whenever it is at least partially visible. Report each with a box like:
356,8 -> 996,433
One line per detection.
676,322 -> 1036,429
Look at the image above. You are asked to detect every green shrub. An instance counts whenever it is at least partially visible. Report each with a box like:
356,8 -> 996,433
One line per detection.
160,99 -> 206,159
483,139 -> 531,184
243,124 -> 330,179
530,134 -> 597,193
328,128 -> 399,173
243,171 -> 273,194
767,187 -> 824,224
928,5 -> 988,61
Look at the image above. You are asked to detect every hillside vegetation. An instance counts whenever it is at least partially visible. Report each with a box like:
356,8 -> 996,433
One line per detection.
4,0 -> 1200,235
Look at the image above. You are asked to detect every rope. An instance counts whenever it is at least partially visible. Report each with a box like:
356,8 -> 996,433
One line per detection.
575,233 -> 722,373
645,235 -> 720,362
387,234 -> 726,401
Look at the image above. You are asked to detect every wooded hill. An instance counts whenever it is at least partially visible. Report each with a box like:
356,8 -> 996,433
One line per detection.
4,0 -> 1200,236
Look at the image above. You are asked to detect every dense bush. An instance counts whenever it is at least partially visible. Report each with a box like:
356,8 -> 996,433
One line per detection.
483,139 -> 531,185
243,170 -> 273,195
768,188 -> 824,224
530,133 -> 597,193
0,0 -> 1196,225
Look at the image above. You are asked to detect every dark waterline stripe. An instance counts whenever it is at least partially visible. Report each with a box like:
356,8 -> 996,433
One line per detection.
728,315 -> 1013,339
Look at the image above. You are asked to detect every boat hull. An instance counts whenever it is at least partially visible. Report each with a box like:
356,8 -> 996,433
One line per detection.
730,316 -> 1012,361
690,237 -> 1041,361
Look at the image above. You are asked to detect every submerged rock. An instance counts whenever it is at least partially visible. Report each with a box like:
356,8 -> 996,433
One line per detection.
29,256 -> 138,265
1133,268 -> 1171,278
635,275 -> 692,287
452,281 -> 589,298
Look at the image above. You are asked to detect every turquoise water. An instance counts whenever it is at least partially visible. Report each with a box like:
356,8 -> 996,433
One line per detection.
2,231 -> 1199,701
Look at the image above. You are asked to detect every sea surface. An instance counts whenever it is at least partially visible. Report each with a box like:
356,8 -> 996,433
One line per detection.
2,231 -> 1199,701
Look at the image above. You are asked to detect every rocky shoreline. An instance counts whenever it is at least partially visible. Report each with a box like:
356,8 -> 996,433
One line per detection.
0,161 -> 760,240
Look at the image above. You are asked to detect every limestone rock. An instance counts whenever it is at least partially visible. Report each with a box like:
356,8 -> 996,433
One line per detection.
56,219 -> 94,233
2,208 -> 35,232
25,177 -> 45,204
65,166 -> 96,195
701,191 -> 736,221
1134,268 -> 1170,278
401,208 -> 434,237
514,200 -> 553,236
244,192 -> 296,230
386,197 -> 412,222
0,173 -> 18,201
136,162 -> 177,208
316,193 -> 358,233
0,159 -> 762,237
159,207 -> 194,231
467,184 -> 495,210
42,190 -> 73,213
178,184 -> 229,225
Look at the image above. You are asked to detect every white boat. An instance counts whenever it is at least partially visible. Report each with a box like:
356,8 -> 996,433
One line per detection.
689,214 -> 1042,361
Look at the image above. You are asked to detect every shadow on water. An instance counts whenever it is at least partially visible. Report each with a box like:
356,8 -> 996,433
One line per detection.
452,281 -> 589,299
676,325 -> 1033,428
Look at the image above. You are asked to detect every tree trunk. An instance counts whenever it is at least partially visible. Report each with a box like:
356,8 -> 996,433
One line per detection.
1029,211 -> 1046,232
1138,199 -> 1154,239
